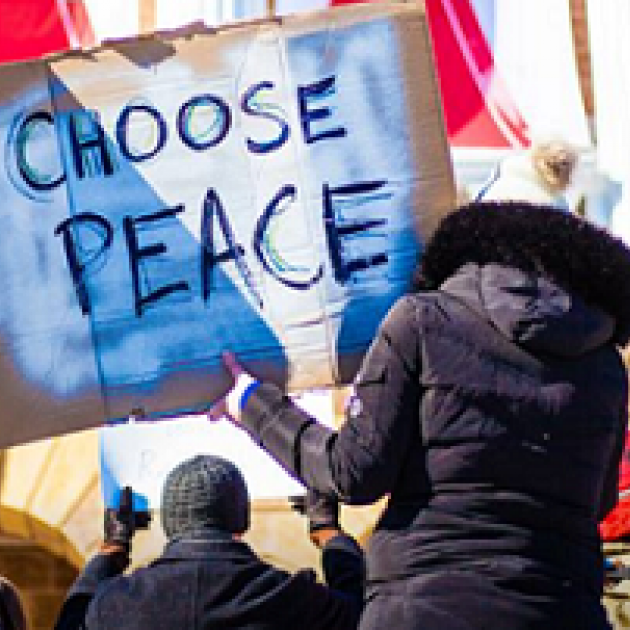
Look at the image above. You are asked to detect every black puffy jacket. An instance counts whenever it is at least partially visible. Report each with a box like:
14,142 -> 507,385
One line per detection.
241,263 -> 628,630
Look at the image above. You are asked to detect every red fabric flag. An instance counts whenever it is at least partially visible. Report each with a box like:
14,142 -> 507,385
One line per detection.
0,0 -> 94,64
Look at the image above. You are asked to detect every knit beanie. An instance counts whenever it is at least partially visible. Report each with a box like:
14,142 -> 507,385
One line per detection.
161,454 -> 250,539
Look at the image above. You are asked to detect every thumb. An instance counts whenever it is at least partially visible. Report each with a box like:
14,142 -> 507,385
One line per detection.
222,351 -> 244,381
206,397 -> 228,422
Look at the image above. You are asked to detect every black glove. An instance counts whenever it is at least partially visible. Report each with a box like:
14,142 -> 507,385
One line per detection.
291,488 -> 340,534
104,486 -> 151,553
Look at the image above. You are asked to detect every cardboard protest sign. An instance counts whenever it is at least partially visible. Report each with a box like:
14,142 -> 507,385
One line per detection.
0,2 -> 455,448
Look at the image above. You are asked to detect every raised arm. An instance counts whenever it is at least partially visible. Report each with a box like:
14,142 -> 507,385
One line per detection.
54,487 -> 150,630
223,296 -> 423,504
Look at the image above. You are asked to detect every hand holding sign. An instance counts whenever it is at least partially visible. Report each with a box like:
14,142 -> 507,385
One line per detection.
103,485 -> 151,554
208,352 -> 258,424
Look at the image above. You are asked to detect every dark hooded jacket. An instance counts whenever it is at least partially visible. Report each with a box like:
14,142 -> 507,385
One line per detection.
238,204 -> 630,630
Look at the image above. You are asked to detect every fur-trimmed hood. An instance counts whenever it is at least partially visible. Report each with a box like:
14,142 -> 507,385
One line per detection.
415,201 -> 630,346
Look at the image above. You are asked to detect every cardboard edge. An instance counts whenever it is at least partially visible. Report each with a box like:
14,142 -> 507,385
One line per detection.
27,1 -> 426,66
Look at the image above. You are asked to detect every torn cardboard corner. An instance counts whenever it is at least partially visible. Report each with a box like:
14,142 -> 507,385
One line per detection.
0,2 -> 455,448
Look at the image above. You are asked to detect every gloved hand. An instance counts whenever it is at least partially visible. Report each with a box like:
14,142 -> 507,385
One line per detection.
103,486 -> 151,553
304,488 -> 340,534
290,488 -> 341,548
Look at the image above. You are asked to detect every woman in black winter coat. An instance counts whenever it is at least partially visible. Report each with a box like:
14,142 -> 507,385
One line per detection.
216,201 -> 630,630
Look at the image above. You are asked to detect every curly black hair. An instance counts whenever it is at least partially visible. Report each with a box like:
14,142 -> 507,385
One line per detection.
414,201 -> 630,345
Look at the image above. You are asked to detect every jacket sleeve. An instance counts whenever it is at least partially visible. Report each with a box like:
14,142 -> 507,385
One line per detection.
598,392 -> 629,521
285,534 -> 365,630
241,296 -> 423,504
320,533 -> 366,603
53,552 -> 128,630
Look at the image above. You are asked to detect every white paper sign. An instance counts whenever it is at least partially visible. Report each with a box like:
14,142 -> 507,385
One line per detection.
100,390 -> 335,507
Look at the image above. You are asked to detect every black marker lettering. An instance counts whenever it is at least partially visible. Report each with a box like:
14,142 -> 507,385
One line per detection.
298,76 -> 347,144
123,206 -> 190,317
68,110 -> 114,179
254,185 -> 323,290
241,81 -> 290,154
54,212 -> 114,315
116,104 -> 168,163
323,181 -> 389,284
201,189 -> 262,308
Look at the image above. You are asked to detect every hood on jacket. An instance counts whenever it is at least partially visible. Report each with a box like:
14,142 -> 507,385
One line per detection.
440,263 -> 615,357
415,201 -> 630,346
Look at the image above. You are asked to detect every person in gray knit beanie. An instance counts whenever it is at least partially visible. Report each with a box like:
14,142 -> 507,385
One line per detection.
161,454 -> 250,538
55,452 -> 365,630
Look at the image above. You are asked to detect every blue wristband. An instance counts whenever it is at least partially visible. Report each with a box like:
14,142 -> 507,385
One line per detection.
240,380 -> 261,410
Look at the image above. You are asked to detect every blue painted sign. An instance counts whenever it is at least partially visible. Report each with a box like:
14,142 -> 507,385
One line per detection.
0,3 -> 455,447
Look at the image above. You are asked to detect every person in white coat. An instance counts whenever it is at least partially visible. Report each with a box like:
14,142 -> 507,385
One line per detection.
476,139 -> 579,211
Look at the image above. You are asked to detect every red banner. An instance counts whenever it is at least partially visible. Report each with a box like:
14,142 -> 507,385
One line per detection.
0,0 -> 94,64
